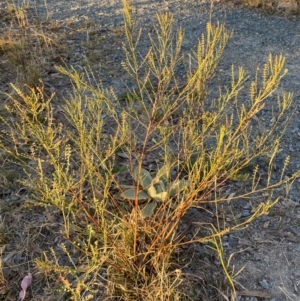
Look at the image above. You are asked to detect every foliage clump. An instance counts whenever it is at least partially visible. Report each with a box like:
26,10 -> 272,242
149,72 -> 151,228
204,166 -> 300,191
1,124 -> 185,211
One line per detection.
0,0 -> 298,300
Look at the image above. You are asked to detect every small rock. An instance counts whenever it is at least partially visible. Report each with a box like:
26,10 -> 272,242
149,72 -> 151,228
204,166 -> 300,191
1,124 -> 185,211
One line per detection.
241,209 -> 251,217
243,203 -> 251,209
228,235 -> 235,244
259,279 -> 269,290
222,235 -> 228,242
170,169 -> 177,176
188,208 -> 198,215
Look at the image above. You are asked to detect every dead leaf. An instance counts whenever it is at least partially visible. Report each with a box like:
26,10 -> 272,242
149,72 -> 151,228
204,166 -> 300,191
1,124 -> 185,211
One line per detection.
263,220 -> 270,229
227,192 -> 236,203
19,273 -> 32,301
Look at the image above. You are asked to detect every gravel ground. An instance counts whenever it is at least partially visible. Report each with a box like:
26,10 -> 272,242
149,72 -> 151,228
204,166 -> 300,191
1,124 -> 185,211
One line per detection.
31,0 -> 300,300
3,0 -> 300,300
27,0 -> 300,110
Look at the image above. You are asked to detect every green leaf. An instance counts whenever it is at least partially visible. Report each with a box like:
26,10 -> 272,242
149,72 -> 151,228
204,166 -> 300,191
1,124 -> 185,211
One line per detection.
118,184 -> 135,190
153,164 -> 170,184
134,166 -> 153,189
235,212 -> 242,220
154,191 -> 168,202
112,165 -> 129,174
141,201 -> 157,218
121,189 -> 149,201
147,185 -> 157,198
147,184 -> 168,202
168,179 -> 188,197
154,180 -> 166,194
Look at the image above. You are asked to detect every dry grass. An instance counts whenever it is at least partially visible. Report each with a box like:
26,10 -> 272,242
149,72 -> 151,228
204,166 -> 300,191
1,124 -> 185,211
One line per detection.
0,0 -> 300,300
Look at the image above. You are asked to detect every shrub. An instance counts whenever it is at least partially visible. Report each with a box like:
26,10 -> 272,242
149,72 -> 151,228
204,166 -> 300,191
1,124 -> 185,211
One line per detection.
0,0 -> 298,300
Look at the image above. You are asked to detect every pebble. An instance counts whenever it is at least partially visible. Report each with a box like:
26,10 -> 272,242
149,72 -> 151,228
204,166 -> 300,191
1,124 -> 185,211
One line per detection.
241,209 -> 251,217
228,235 -> 235,244
259,279 -> 269,290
